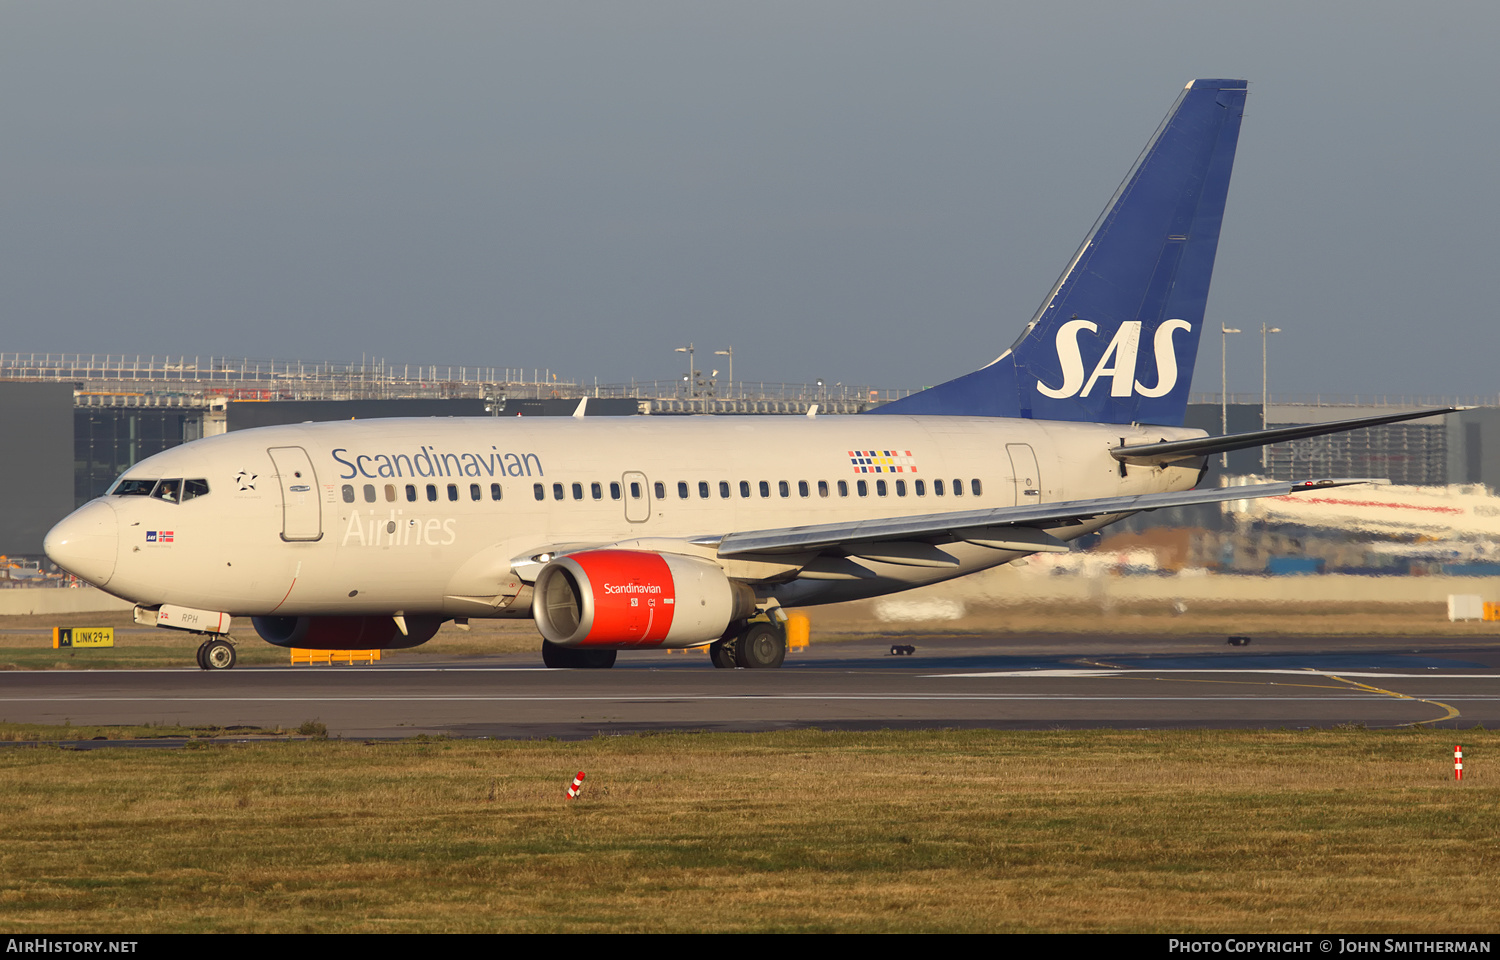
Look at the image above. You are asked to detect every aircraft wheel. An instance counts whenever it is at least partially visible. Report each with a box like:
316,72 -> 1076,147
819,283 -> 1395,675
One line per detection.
195,641 -> 210,670
734,621 -> 786,669
709,635 -> 738,669
203,638 -> 237,671
541,639 -> 617,669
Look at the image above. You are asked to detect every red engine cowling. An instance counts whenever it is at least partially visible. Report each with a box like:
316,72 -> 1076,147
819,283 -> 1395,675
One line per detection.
532,550 -> 754,648
252,615 -> 442,650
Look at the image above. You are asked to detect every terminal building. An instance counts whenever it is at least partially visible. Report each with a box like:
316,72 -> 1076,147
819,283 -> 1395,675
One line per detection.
3,351 -> 1498,565
0,353 -> 905,561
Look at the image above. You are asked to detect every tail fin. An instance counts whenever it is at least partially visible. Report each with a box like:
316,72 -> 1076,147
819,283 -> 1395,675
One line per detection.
873,79 -> 1247,425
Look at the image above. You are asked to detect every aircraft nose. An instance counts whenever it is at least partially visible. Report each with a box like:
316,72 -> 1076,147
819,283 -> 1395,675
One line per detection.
44,500 -> 119,587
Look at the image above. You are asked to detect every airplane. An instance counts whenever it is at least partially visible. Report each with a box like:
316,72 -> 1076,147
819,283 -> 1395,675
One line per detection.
42,79 -> 1453,671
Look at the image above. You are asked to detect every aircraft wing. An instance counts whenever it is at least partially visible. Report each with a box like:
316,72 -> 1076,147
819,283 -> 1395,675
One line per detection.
705,479 -> 1380,557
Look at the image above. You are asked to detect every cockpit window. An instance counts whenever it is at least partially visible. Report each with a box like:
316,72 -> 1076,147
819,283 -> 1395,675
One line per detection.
109,477 -> 209,501
106,478 -> 212,504
111,478 -> 156,497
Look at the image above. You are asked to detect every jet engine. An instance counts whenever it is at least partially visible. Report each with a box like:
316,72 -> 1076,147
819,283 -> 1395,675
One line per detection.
252,615 -> 442,650
533,549 -> 755,648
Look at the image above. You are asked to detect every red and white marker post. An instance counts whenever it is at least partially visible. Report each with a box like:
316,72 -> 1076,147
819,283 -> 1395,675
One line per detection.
566,771 -> 586,799
1455,745 -> 1463,781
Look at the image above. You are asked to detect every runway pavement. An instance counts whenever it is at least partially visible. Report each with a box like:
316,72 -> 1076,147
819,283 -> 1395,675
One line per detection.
2,633 -> 1499,738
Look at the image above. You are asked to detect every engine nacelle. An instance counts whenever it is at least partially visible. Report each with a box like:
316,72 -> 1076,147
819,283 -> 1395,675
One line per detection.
252,615 -> 442,650
533,549 -> 755,648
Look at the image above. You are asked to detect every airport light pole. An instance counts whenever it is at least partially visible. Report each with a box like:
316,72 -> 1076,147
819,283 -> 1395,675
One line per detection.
714,348 -> 733,399
1221,324 -> 1242,469
1261,324 -> 1282,470
674,343 -> 694,397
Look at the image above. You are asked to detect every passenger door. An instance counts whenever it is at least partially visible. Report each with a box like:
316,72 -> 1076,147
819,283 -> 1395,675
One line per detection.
1006,443 -> 1042,505
268,446 -> 323,541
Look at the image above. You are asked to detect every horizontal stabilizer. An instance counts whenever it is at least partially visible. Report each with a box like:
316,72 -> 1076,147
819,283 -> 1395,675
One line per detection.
1111,408 -> 1458,466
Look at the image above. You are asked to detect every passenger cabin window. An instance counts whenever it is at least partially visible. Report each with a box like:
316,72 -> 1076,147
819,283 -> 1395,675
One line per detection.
876,480 -> 887,497
895,480 -> 906,497
779,481 -> 790,498
471,483 -> 482,501
654,481 -> 666,499
818,480 -> 828,498
915,479 -> 926,496
364,484 -> 376,503
934,479 -> 945,496
572,483 -> 584,500
552,483 -> 564,501
740,481 -> 751,498
972,479 -> 983,497
857,480 -> 868,497
610,482 -> 622,500
591,482 -> 602,501
385,484 -> 396,502
427,484 -> 439,502
698,481 -> 710,499
447,484 -> 459,502
678,481 -> 690,499
342,484 -> 355,503
406,484 -> 418,502
491,483 -> 503,501
719,481 -> 731,499
952,479 -> 963,496
759,481 -> 770,498
533,483 -> 545,501
630,482 -> 642,499
838,480 -> 848,497
798,481 -> 809,498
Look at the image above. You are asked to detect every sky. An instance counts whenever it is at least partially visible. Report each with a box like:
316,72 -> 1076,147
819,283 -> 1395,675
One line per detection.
2,2 -> 1496,400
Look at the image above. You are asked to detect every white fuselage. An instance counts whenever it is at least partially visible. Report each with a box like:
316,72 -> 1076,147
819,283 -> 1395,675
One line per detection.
49,414 -> 1207,620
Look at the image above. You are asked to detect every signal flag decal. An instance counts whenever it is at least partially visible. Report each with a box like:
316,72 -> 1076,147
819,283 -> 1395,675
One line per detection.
847,450 -> 918,474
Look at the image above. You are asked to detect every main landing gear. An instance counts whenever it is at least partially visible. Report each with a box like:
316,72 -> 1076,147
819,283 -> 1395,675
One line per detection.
709,617 -> 787,670
195,636 -> 238,671
541,639 -> 618,669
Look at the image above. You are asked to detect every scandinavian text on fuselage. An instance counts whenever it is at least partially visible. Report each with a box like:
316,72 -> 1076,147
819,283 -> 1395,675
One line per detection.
331,446 -> 545,481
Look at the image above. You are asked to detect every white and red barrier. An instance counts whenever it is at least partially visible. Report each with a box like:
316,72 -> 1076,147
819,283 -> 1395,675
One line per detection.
566,771 -> 586,799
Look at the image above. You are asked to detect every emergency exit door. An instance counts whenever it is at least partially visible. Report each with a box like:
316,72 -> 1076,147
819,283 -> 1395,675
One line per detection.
622,471 -> 651,523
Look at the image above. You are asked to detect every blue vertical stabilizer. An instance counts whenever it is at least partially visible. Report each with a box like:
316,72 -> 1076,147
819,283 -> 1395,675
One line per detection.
872,79 -> 1246,425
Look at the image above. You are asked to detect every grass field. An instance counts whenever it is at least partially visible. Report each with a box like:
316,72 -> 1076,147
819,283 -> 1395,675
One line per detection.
0,728 -> 1492,932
